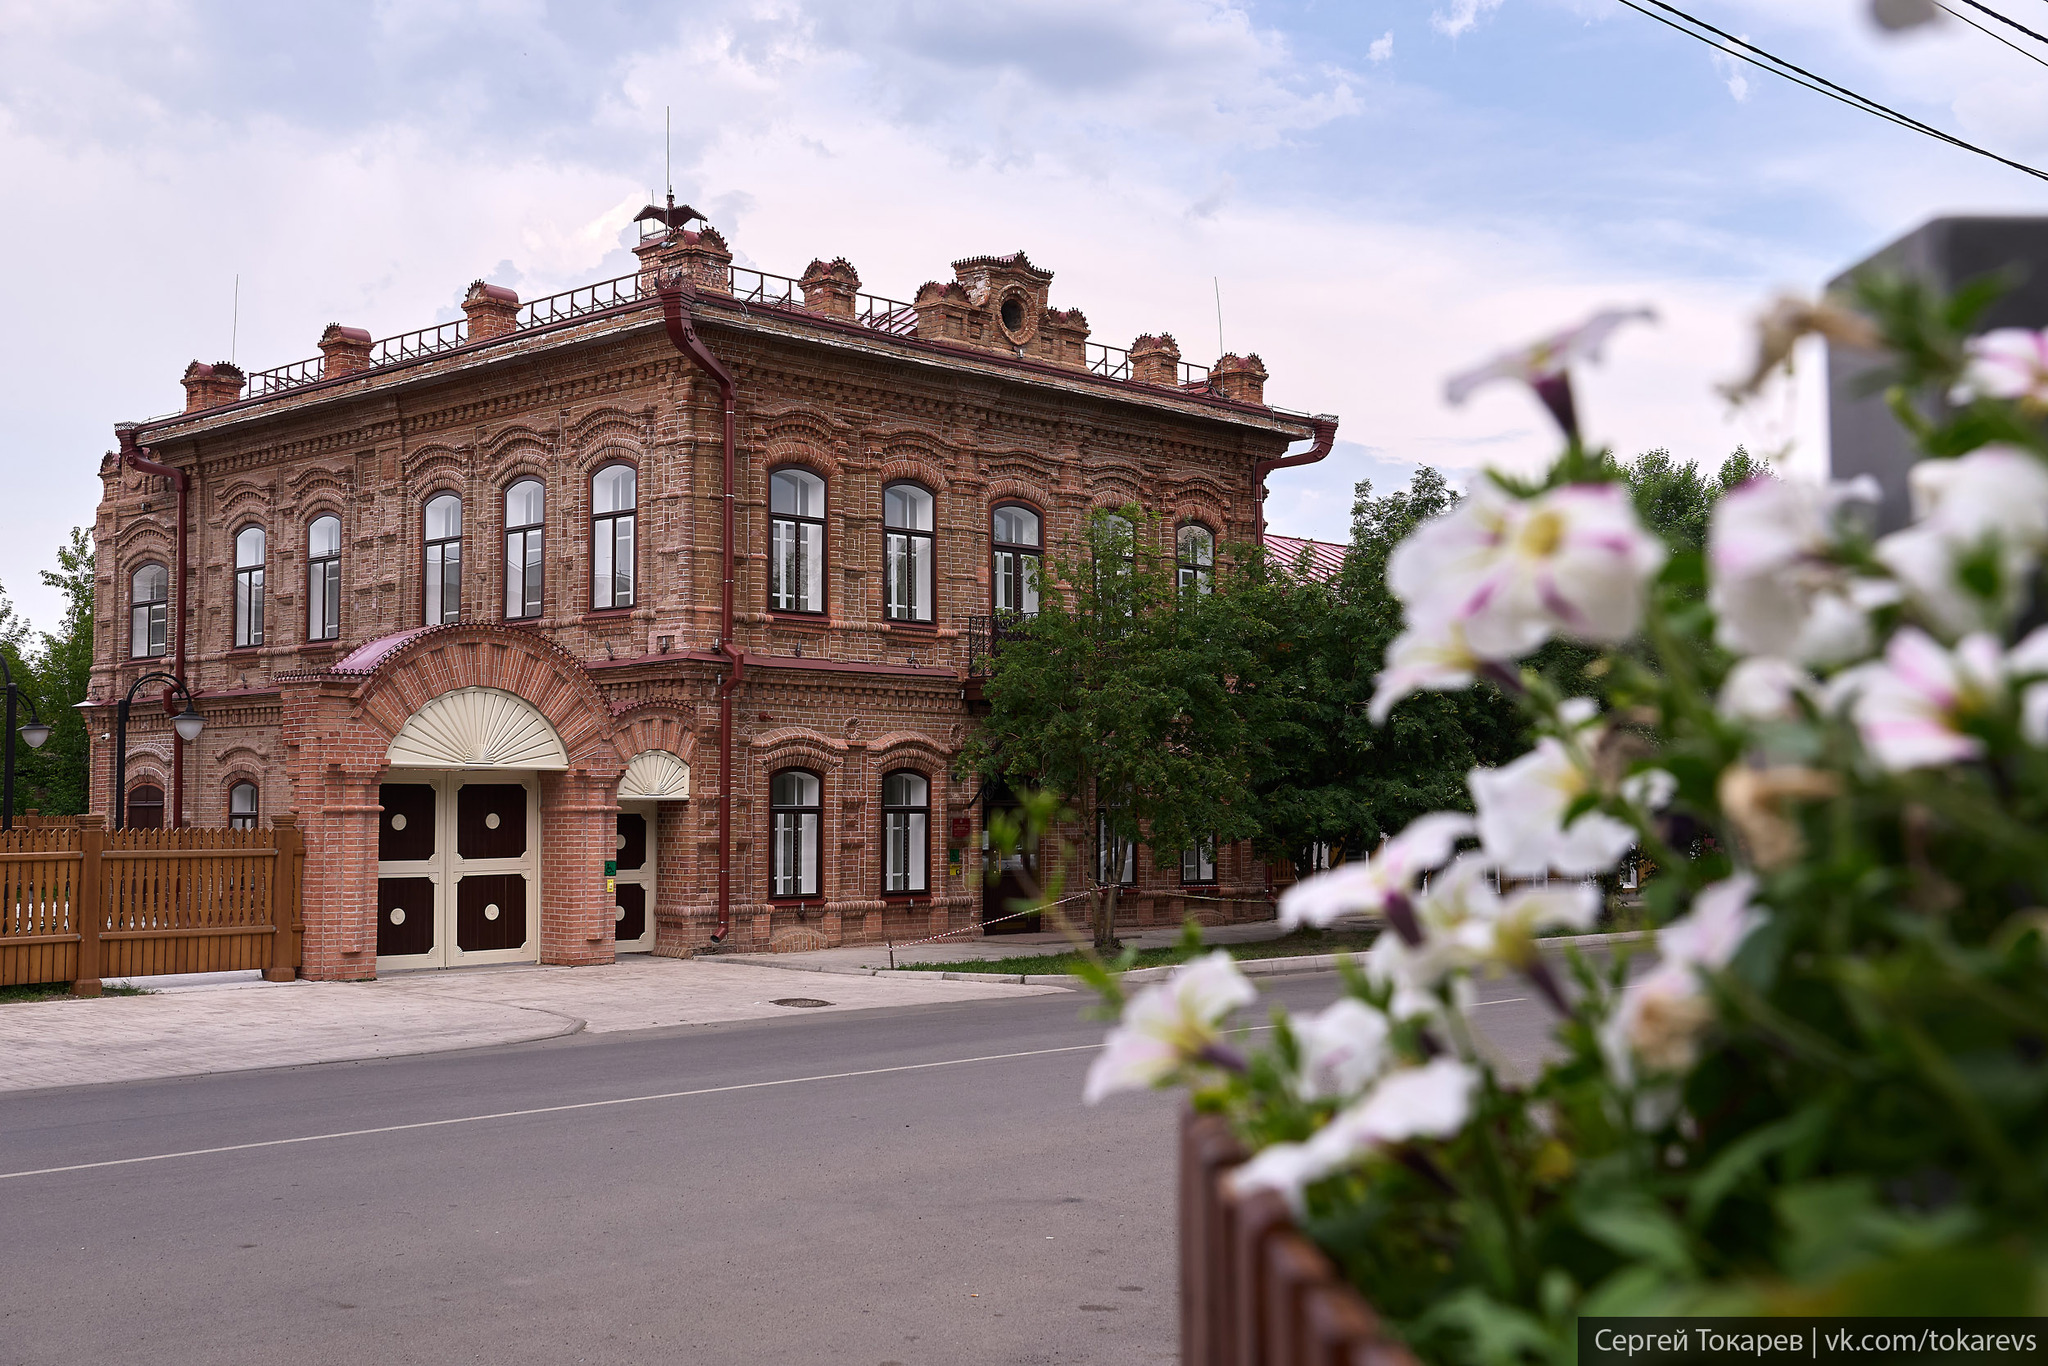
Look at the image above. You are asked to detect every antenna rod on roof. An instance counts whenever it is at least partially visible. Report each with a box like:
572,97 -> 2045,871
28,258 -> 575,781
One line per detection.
1214,276 -> 1224,357
665,105 -> 673,220
231,274 -> 239,365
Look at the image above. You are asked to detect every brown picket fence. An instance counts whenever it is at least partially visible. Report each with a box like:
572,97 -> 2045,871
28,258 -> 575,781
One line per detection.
0,815 -> 303,994
1181,1109 -> 1423,1366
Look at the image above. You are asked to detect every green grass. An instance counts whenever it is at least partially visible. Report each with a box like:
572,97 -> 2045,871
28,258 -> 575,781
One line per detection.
0,982 -> 150,1004
891,926 -> 1381,976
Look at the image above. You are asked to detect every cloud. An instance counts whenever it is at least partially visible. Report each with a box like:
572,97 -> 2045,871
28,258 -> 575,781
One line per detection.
1709,42 -> 1753,102
1369,31 -> 1394,63
1432,0 -> 1505,39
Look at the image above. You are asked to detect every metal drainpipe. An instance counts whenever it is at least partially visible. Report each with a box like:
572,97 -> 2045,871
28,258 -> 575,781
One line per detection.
657,276 -> 742,945
114,426 -> 192,828
1252,416 -> 1338,551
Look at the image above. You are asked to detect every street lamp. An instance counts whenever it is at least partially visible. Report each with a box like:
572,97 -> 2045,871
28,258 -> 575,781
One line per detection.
0,653 -> 51,833
113,671 -> 204,830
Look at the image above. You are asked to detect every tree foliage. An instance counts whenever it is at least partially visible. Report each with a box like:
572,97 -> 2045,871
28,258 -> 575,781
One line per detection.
1,528 -> 95,817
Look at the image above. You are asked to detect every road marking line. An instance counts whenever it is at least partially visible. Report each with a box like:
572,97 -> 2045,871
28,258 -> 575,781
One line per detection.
0,1042 -> 1102,1183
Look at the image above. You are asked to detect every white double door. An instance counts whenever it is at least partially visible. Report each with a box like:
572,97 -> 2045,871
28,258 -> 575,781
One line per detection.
613,801 -> 657,954
376,770 -> 540,970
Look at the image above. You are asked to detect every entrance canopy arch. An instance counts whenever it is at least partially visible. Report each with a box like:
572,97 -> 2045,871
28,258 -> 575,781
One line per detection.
385,686 -> 568,771
619,749 -> 690,800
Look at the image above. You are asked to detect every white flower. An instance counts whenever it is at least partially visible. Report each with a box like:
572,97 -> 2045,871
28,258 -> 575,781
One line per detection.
1418,853 -> 1598,967
1363,932 -> 1472,1021
1228,1058 -> 1482,1211
2009,626 -> 2048,745
1620,768 -> 1677,811
1717,656 -> 1814,723
1278,812 -> 1473,929
1469,739 -> 1637,878
1082,951 -> 1256,1104
1444,307 -> 1657,406
1289,998 -> 1392,1102
1875,448 -> 2048,636
1708,475 -> 1891,665
1602,875 -> 1762,1082
1388,481 -> 1667,661
1953,328 -> 2048,407
1369,617 -> 1481,724
1831,628 -> 2004,771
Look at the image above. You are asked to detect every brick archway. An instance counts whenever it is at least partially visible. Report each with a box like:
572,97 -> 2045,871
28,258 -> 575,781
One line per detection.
279,624 -> 630,979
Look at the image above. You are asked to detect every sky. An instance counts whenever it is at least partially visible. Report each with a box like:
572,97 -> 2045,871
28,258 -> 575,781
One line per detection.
3,0 -> 2046,630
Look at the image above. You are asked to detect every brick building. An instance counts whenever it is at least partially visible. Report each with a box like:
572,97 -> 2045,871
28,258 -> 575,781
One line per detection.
91,208 -> 1337,979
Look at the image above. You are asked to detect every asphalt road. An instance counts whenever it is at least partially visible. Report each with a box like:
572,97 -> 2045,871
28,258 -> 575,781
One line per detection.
0,970 -> 1553,1366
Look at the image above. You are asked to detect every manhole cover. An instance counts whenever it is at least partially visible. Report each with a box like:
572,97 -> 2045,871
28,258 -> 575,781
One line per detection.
770,997 -> 832,1008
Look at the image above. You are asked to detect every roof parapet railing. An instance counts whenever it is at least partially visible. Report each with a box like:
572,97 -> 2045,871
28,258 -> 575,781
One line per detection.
371,318 -> 467,366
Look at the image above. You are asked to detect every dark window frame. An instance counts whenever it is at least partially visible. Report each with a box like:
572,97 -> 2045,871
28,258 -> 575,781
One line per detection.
1177,522 -> 1215,595
228,780 -> 259,830
990,501 -> 1043,617
769,767 -> 823,899
881,768 -> 930,895
768,466 -> 827,616
307,514 -> 341,642
1181,837 -> 1218,886
504,478 -> 545,621
591,462 -> 637,612
130,561 -> 169,659
882,481 -> 935,624
423,491 -> 463,626
232,524 -> 266,649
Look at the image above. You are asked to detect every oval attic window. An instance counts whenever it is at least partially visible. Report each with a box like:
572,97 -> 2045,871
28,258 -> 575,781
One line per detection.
1000,296 -> 1025,334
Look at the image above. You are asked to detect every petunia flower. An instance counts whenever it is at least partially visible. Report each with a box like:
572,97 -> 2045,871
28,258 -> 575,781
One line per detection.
1717,656 -> 1815,723
1289,998 -> 1393,1103
1469,738 -> 1638,878
1875,448 -> 2048,636
1445,307 -> 1656,440
1952,328 -> 2048,408
1387,481 -> 1667,662
1368,617 -> 1482,724
1602,874 -> 1763,1081
1708,475 -> 1892,665
1228,1058 -> 1481,1210
1082,951 -> 1257,1104
1829,628 -> 2004,771
1278,812 -> 1474,929
2009,625 -> 2048,745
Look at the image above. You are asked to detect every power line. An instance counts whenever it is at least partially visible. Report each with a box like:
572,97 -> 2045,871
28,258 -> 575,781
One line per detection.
1613,0 -> 2048,183
1940,1 -> 2048,67
1954,0 -> 2048,46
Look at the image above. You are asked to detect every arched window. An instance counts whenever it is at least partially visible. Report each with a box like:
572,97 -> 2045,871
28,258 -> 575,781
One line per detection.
130,563 -> 168,659
770,769 -> 822,897
127,783 -> 164,831
882,770 -> 929,894
233,526 -> 266,648
228,781 -> 259,830
1177,524 -> 1215,595
504,479 -> 544,620
991,504 -> 1041,616
883,483 -> 934,623
769,468 -> 826,614
592,464 -> 637,610
307,515 -> 341,641
424,493 -> 462,625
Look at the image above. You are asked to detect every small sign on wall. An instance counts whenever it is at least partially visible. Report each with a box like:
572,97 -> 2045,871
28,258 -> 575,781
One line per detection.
947,846 -> 963,878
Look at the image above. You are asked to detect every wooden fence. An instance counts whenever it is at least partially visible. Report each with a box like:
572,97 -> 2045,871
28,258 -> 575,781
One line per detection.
0,816 -> 303,995
1182,1109 -> 1423,1366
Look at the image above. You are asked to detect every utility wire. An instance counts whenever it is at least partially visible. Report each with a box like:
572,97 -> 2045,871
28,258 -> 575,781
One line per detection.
1940,0 -> 2048,66
1954,0 -> 2048,46
1614,0 -> 2048,183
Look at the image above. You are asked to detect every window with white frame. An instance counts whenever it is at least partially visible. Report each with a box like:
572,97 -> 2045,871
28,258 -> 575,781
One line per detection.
424,493 -> 462,625
228,781 -> 259,830
307,515 -> 341,641
1177,524 -> 1215,594
130,563 -> 168,659
991,504 -> 1040,616
504,478 -> 543,620
592,464 -> 636,610
771,769 -> 822,897
883,483 -> 934,623
769,469 -> 825,614
882,770 -> 929,893
233,526 -> 266,648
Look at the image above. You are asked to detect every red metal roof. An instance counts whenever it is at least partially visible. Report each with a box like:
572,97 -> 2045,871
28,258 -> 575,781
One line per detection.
1265,534 -> 1346,581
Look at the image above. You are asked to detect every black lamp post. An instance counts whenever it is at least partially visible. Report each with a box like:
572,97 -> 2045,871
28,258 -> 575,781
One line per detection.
113,671 -> 204,831
0,654 -> 51,833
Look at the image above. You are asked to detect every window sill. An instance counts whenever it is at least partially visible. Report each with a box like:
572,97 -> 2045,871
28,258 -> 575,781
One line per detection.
881,892 -> 932,903
768,612 -> 830,631
228,644 -> 264,654
768,895 -> 825,906
580,608 -> 634,623
883,620 -> 938,636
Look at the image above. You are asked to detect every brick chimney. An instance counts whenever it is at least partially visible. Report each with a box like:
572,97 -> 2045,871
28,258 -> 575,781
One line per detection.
1130,334 -> 1180,386
1212,352 -> 1269,405
318,325 -> 375,378
912,280 -> 973,342
633,223 -> 734,295
180,361 -> 246,412
462,281 -> 521,342
799,258 -> 861,319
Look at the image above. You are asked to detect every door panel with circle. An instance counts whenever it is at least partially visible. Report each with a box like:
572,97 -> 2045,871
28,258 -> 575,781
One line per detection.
377,876 -> 436,957
614,803 -> 657,952
456,873 -> 528,953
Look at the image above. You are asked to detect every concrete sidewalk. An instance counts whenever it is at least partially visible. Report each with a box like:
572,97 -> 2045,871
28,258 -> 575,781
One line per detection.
0,957 -> 1063,1094
717,915 -> 1336,976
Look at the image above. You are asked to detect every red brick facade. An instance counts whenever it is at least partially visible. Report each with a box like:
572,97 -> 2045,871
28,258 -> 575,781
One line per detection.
91,218 -> 1331,978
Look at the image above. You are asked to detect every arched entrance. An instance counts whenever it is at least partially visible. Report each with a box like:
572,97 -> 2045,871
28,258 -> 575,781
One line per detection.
375,687 -> 568,969
613,750 -> 689,953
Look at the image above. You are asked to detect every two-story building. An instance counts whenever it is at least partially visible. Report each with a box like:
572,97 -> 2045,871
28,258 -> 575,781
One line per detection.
91,207 -> 1337,979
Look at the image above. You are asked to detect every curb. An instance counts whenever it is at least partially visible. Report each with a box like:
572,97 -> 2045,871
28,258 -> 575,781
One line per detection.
700,928 -> 1654,986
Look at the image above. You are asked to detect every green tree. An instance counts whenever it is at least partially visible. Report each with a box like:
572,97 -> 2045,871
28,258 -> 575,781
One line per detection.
19,528 -> 96,815
963,508 -> 1260,948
